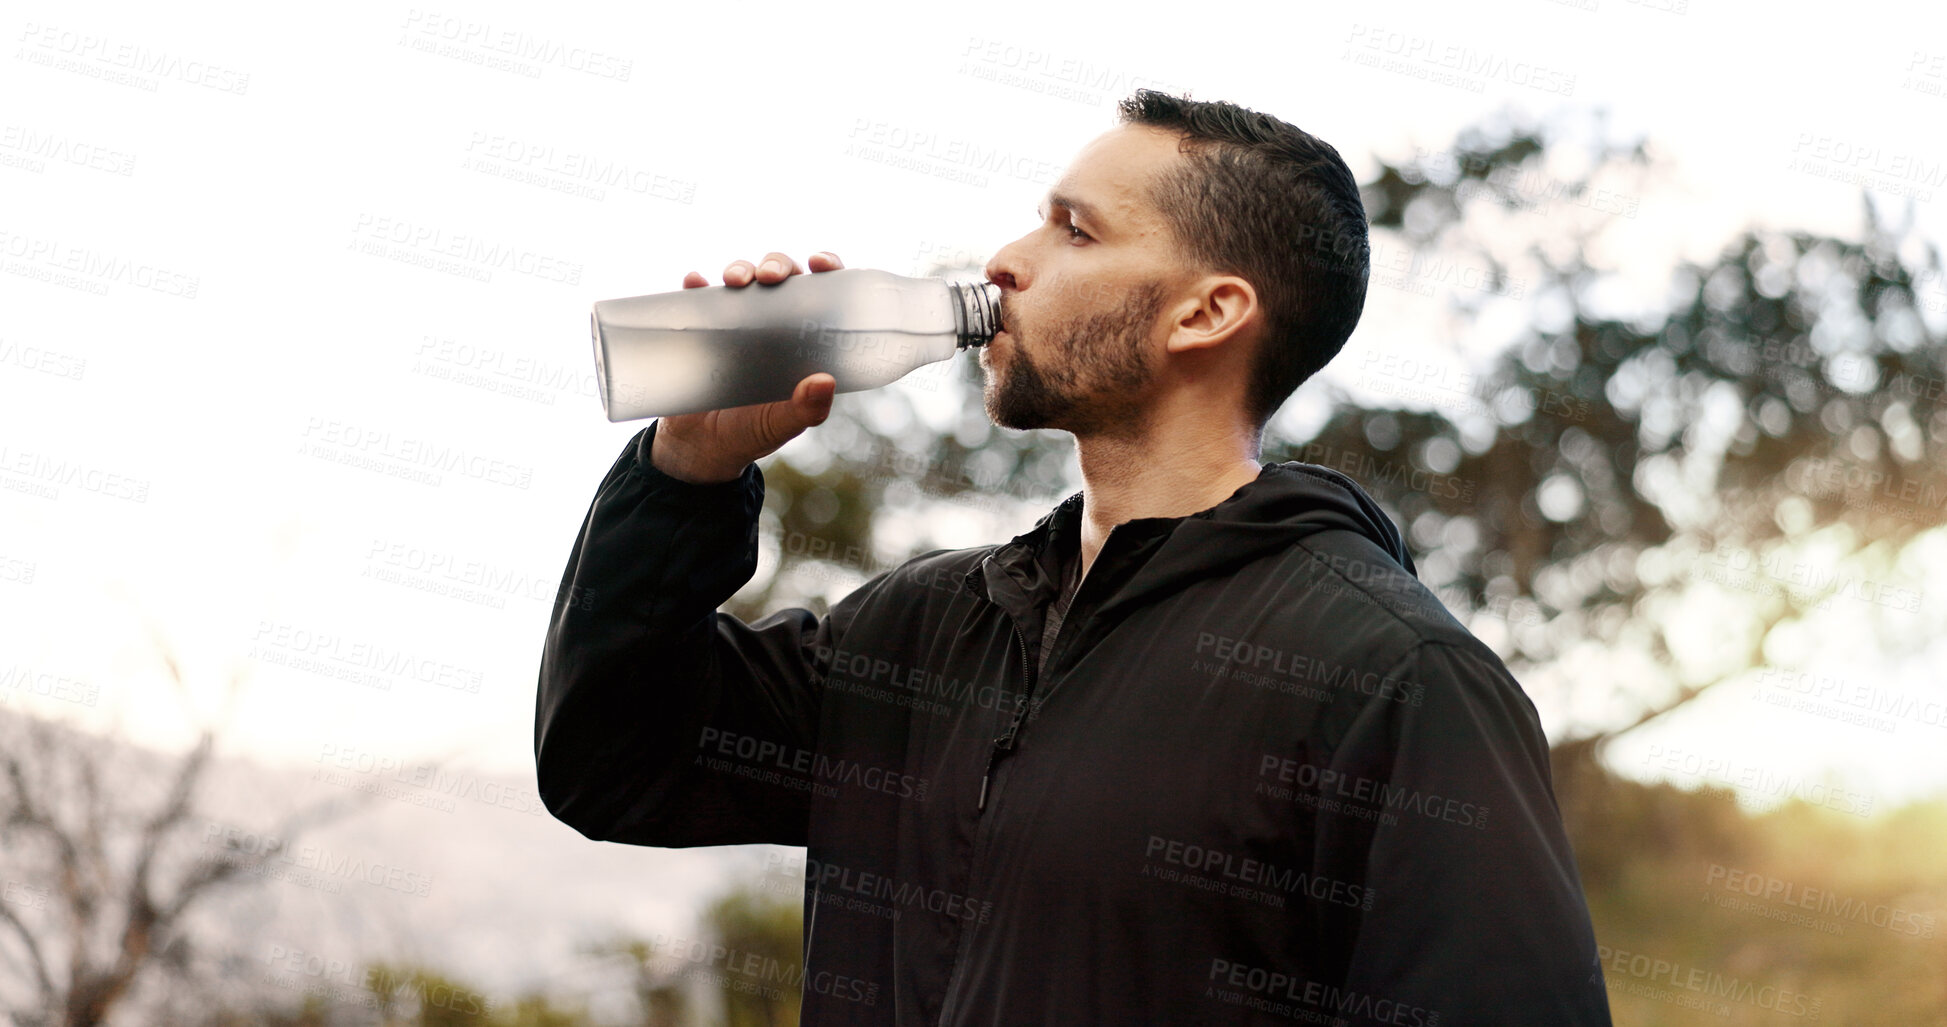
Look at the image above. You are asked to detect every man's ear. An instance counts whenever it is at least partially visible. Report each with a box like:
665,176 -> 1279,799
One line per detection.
1165,275 -> 1259,355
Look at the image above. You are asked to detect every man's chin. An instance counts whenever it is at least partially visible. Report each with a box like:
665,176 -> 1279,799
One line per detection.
983,388 -> 1064,433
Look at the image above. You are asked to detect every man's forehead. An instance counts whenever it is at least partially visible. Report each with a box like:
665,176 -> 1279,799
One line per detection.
1044,125 -> 1182,229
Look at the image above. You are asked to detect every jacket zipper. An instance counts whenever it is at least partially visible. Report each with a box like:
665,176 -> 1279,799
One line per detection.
944,541 -> 1092,1024
940,606 -> 1037,1026
977,630 -> 1035,812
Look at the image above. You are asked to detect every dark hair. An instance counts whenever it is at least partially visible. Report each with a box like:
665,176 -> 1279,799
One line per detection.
1116,89 -> 1369,427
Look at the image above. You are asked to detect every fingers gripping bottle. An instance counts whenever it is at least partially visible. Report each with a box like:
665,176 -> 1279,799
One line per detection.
589,269 -> 1004,421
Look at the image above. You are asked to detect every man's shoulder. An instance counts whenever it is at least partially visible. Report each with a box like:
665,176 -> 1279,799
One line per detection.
1277,527 -> 1471,649
845,544 -> 996,607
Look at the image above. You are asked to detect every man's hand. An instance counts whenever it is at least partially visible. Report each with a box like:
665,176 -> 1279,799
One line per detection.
649,251 -> 845,484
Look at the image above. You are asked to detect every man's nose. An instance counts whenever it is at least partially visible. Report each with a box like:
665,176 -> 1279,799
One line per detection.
984,236 -> 1028,292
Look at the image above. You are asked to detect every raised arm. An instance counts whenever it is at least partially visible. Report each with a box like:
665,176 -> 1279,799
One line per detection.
535,252 -> 864,847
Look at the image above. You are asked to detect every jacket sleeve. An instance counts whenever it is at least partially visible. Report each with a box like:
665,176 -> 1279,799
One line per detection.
1324,639 -> 1612,1025
534,421 -> 867,848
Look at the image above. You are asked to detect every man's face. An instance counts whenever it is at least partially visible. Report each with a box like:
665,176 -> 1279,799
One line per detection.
980,124 -> 1188,436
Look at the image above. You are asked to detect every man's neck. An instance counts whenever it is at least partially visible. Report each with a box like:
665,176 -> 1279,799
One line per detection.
1071,416 -> 1264,581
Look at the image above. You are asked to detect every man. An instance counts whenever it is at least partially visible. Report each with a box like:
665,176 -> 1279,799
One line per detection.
536,90 -> 1612,1024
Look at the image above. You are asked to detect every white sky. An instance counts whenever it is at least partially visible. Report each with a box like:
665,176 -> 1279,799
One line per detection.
5,0 -> 1947,820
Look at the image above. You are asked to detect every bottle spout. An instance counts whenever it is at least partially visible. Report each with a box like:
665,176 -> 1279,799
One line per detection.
952,280 -> 1004,349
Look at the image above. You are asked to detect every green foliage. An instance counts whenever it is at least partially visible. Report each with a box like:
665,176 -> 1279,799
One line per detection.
1566,766 -> 1947,1025
736,107 -> 1945,750
252,107 -> 1947,1027
698,884 -> 804,1027
488,994 -> 591,1027
361,962 -> 496,1025
1297,117 -> 1945,693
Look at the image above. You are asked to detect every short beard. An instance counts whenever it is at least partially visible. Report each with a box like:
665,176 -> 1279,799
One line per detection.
985,281 -> 1166,436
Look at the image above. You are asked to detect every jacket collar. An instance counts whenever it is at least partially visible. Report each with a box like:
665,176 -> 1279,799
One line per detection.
961,459 -> 1414,623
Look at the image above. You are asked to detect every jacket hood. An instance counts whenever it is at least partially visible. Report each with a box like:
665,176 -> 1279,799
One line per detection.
973,460 -> 1415,622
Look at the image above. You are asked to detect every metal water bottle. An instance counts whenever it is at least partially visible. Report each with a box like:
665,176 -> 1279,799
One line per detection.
589,268 -> 1003,422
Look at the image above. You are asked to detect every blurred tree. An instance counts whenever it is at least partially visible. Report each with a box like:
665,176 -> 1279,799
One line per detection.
578,936 -> 691,1027
701,107 -> 1947,1024
697,884 -> 801,1027
1319,114 -> 1943,703
571,877 -> 804,1027
488,994 -> 589,1027
1324,117 -> 1946,873
0,650 -> 371,1027
729,108 -> 1947,841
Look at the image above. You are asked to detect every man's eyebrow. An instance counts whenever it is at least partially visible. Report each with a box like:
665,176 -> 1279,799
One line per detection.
1038,192 -> 1107,229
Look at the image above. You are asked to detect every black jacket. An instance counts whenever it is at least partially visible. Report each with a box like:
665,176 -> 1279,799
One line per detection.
536,421 -> 1613,1025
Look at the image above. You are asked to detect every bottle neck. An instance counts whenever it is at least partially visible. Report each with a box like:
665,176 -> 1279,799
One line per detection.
949,280 -> 1003,349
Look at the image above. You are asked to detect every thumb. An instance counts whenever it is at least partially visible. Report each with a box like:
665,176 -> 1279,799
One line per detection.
749,374 -> 837,453
794,373 -> 837,427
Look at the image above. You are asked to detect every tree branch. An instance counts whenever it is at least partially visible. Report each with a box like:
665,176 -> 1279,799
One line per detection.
0,896 -> 56,1010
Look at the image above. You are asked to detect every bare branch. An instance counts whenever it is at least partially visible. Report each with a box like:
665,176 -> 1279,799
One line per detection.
0,896 -> 56,1009
159,787 -> 379,926
130,733 -> 214,908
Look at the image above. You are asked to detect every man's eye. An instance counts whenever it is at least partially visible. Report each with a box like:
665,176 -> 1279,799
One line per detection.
1064,221 -> 1088,240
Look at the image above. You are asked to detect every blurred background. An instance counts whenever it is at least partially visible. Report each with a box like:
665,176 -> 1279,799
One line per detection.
3,0 -> 1946,1023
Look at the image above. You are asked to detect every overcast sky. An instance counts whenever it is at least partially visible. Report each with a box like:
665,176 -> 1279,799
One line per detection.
5,0 -> 1947,826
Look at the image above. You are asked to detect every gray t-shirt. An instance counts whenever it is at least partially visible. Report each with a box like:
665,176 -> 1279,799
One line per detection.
1036,543 -> 1082,678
